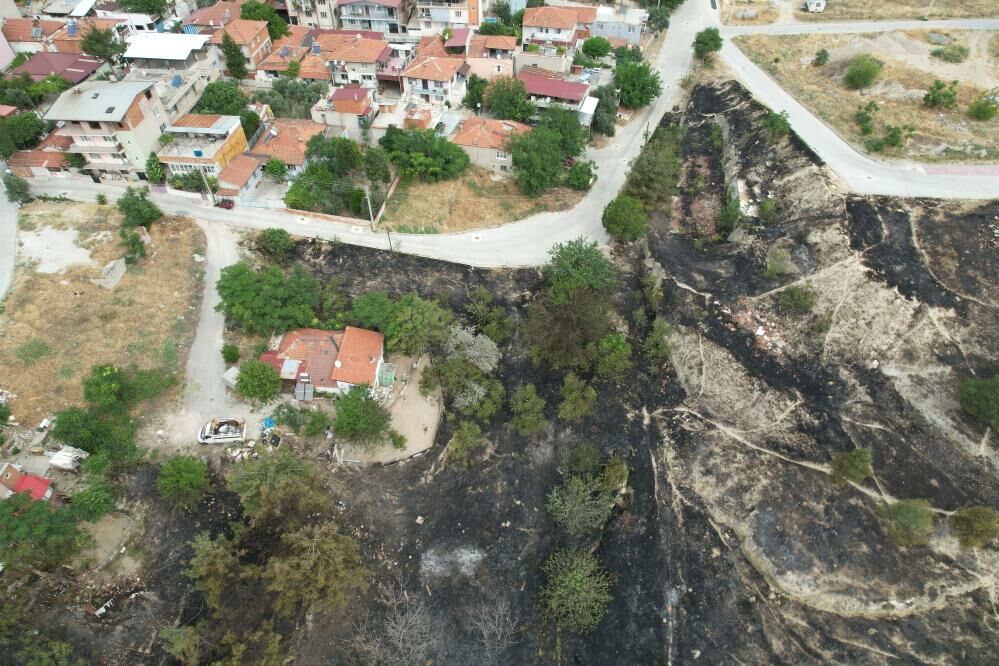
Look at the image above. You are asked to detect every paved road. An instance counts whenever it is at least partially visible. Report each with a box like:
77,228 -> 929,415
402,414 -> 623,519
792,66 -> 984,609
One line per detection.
722,17 -> 999,36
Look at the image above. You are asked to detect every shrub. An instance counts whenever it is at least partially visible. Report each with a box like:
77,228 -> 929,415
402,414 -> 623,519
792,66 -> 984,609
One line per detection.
643,317 -> 672,365
448,421 -> 486,468
601,455 -> 628,492
776,284 -> 817,316
557,373 -> 597,422
601,195 -> 648,242
542,238 -> 618,302
96,193 -> 108,205
581,36 -> 611,59
762,110 -> 790,143
812,49 -> 829,66
257,228 -> 294,258
221,343 -> 240,364
957,374 -> 999,430
15,338 -> 52,365
379,126 -> 469,182
158,456 -> 209,510
117,186 -> 162,228
333,385 -> 391,445
762,248 -> 793,279
830,448 -> 872,485
717,196 -> 742,235
540,550 -> 612,633
566,161 -> 594,190
844,54 -> 883,90
71,479 -> 115,521
951,506 -> 999,548
236,360 -> 281,403
923,80 -> 958,109
303,410 -> 332,438
854,101 -> 879,135
216,262 -> 320,334
757,197 -> 777,223
930,44 -> 968,63
509,384 -> 547,436
464,287 -> 514,344
264,158 -> 288,180
692,27 -> 722,62
591,333 -> 633,382
3,173 -> 32,204
879,499 -> 934,546
566,443 -> 601,477
546,475 -> 613,536
967,91 -> 998,121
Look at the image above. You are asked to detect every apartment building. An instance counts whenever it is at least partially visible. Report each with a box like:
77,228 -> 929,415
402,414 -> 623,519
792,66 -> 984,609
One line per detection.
590,6 -> 647,46
311,85 -> 378,142
401,52 -> 467,107
416,0 -> 483,33
44,80 -> 168,176
156,114 -> 248,177
210,18 -> 272,71
287,0 -> 338,30
339,0 -> 415,37
182,0 -> 243,32
124,32 -> 223,121
317,33 -> 391,90
521,6 -> 579,48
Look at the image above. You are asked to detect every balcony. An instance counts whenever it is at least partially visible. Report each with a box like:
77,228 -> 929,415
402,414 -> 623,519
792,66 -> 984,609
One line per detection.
417,0 -> 467,7
68,142 -> 122,154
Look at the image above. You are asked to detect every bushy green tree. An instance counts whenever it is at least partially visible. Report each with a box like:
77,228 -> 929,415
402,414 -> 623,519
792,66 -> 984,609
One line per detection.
958,374 -> 999,430
306,135 -> 362,176
226,448 -> 312,517
693,27 -> 722,61
379,127 -> 469,182
349,291 -> 398,331
591,85 -> 619,136
777,284 -> 817,316
602,195 -> 648,242
540,550 -> 612,634
624,125 -> 684,210
483,76 -> 535,122
0,493 -> 83,572
967,91 -> 998,121
363,146 -> 392,184
510,127 -> 563,197
614,61 -> 662,108
264,158 -> 288,181
951,506 -> 999,548
237,360 -> 281,403
830,448 -> 872,485
3,173 -> 31,203
923,80 -> 958,109
145,152 -> 166,184
557,372 -> 597,421
240,108 -> 261,137
643,317 -> 673,365
258,228 -> 293,258
70,479 -> 115,521
614,44 -> 644,66
333,385 -> 391,445
196,81 -> 248,115
510,384 -> 547,435
762,110 -> 791,143
241,0 -> 289,40
879,499 -> 934,546
448,421 -> 486,468
546,475 -> 613,536
221,31 -> 248,80
543,238 -> 618,302
463,73 -> 488,110
582,36 -> 611,59
251,78 -> 328,118
117,186 -> 162,228
465,287 -> 514,344
215,262 -> 320,333
813,49 -> 830,66
566,161 -> 594,190
844,54 -> 883,89
592,333 -> 633,382
158,456 -> 209,510
187,531 -> 242,609
0,112 -> 45,157
81,25 -> 126,62
539,107 -> 587,159
222,343 -> 240,364
647,7 -> 670,31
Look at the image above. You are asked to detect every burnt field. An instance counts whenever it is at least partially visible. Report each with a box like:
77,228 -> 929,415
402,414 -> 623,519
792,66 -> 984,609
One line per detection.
8,81 -> 997,665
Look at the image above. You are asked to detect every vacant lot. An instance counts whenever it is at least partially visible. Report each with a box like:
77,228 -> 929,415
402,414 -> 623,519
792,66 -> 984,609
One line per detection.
798,0 -> 999,21
379,166 -> 584,233
736,31 -> 999,161
0,202 -> 203,423
719,0 -> 780,25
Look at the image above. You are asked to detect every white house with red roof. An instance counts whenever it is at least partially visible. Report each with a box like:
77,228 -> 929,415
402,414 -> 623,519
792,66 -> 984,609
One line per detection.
339,0 -> 415,38
311,86 -> 378,142
0,462 -> 53,502
516,65 -> 595,124
259,326 -> 385,396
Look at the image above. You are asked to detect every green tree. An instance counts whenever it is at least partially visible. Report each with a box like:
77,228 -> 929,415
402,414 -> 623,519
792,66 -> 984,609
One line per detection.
81,25 -> 126,62
236,360 -> 281,403
215,262 -> 321,333
647,7 -> 670,31
378,127 -> 469,182
222,343 -> 240,364
306,135 -> 362,176
813,49 -> 830,66
602,195 -> 648,242
258,227 -> 293,257
510,384 -> 547,436
388,293 -> 452,354
251,77 -> 328,118
510,127 -> 564,197
226,448 -> 313,517
0,112 -> 45,156
601,455 -> 628,492
844,54 -> 883,89
879,499 -> 934,546
83,364 -> 125,408
187,531 -> 243,609
264,158 -> 288,181
951,506 -> 999,548
693,27 -> 722,61
70,479 -> 115,521
762,110 -> 791,143
923,79 -> 958,108
196,81 -> 248,115
581,36 -> 611,59
118,0 -> 167,14
526,292 -> 612,369
333,385 -> 391,445
463,73 -> 489,110
624,126 -> 684,210
643,317 -> 672,365
830,448 -> 872,485
540,550 -> 612,634
0,494 -> 83,572
592,333 -> 633,382
567,443 -> 601,476
363,146 -> 392,184
967,91 -> 998,121
491,0 -> 512,24
777,284 -> 817,316
566,161 -> 594,190
465,287 -> 514,344
3,173 -> 31,203
241,0 -> 290,40
265,523 -> 368,616
158,456 -> 209,510
349,291 -> 398,331
539,107 -> 587,158
958,374 -> 999,430
145,152 -> 166,184
557,372 -> 597,421
448,421 -> 486,468
543,238 -> 618,302
159,626 -> 202,666
614,61 -> 662,108
240,108 -> 261,137
591,85 -> 619,136
483,76 -> 535,122
546,475 -> 613,536
614,44 -> 644,66
221,31 -> 248,80
117,186 -> 162,228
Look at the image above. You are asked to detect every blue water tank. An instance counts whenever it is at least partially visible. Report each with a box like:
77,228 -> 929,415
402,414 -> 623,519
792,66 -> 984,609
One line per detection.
67,22 -> 77,37
193,149 -> 203,157
171,74 -> 182,87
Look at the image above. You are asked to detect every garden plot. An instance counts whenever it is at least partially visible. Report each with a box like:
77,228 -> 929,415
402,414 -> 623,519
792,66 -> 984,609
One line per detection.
735,30 -> 999,161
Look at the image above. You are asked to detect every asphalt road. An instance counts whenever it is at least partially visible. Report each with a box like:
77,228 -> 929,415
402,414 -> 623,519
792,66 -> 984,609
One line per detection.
722,17 -> 999,36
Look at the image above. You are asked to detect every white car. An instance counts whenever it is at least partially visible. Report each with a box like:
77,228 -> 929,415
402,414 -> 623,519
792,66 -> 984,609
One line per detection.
198,419 -> 246,445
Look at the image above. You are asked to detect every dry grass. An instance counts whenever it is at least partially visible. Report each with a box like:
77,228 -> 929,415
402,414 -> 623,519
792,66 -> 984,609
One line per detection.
379,166 -> 584,233
797,0 -> 999,21
720,0 -> 779,25
0,202 -> 204,423
736,33 -> 999,161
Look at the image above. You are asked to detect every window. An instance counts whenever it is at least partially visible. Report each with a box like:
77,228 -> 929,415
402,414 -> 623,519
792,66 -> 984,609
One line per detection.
496,151 -> 508,160
455,10 -> 463,18
362,74 -> 373,81
320,11 -> 327,18
88,121 -> 101,130
144,90 -> 152,100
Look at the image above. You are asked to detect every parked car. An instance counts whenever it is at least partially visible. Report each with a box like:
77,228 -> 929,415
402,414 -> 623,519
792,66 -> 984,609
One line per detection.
198,418 -> 246,444
215,199 -> 235,209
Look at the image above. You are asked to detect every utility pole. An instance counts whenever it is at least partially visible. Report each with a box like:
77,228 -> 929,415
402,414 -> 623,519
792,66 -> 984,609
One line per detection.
365,186 -> 375,226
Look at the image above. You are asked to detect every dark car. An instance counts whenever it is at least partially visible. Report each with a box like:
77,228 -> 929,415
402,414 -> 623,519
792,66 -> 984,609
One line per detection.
215,199 -> 235,209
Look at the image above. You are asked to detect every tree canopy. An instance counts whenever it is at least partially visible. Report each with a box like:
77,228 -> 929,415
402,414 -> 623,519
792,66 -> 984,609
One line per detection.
581,37 -> 611,59
221,31 -> 248,80
693,27 -> 723,61
215,262 -> 321,334
117,186 -> 163,228
251,78 -> 327,118
241,1 -> 289,41
483,76 -> 535,122
614,61 -> 662,108
196,81 -> 248,115
602,194 -> 648,242
379,127 -> 469,182
0,494 -> 83,573
158,456 -> 209,510
543,238 -> 618,301
463,73 -> 488,110
81,26 -> 126,62
0,112 -> 45,158
540,550 -> 613,633
510,127 -> 563,197
333,385 -> 391,445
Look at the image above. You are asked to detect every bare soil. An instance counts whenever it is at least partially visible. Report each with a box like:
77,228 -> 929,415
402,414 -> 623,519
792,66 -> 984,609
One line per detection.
797,0 -> 999,21
736,31 -> 999,161
379,166 -> 584,233
0,203 -> 204,424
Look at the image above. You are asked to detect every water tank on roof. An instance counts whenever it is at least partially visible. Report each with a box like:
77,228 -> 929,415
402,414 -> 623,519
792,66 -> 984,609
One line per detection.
280,45 -> 289,57
311,42 -> 321,55
67,21 -> 77,37
171,74 -> 182,88
193,149 -> 204,157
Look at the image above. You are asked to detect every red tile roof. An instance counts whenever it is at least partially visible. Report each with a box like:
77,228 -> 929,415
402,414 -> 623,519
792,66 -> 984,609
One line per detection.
210,19 -> 268,46
14,474 -> 52,501
330,326 -> 384,385
517,66 -> 588,104
402,55 -> 464,82
2,18 -> 64,43
184,0 -> 245,27
451,117 -> 529,151
11,52 -> 104,84
523,6 -> 578,30
248,119 -> 326,165
330,86 -> 371,114
217,154 -> 260,194
317,34 -> 390,64
269,326 -> 383,389
445,27 -> 471,49
0,105 -> 17,118
8,150 -> 68,169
